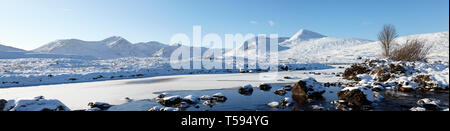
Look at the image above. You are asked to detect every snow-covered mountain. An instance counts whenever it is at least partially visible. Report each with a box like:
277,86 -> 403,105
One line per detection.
0,43 -> 26,52
32,36 -> 209,59
0,43 -> 96,59
287,29 -> 326,41
225,29 -> 373,60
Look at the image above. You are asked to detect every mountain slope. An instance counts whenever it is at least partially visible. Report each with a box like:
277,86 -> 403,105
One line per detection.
317,31 -> 449,63
0,44 -> 26,52
287,29 -> 327,42
225,29 -> 372,60
278,37 -> 373,63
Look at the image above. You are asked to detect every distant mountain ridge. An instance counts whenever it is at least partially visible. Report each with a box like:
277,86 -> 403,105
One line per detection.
0,43 -> 26,52
32,36 -> 210,59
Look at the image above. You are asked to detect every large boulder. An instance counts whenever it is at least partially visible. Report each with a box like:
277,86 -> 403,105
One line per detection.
0,99 -> 6,111
336,86 -> 375,110
292,77 -> 326,99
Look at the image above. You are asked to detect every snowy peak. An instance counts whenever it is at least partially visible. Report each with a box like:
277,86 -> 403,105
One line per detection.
288,29 -> 326,41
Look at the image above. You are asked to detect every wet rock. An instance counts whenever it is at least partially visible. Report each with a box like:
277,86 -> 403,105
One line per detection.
203,100 -> 214,107
183,95 -> 200,104
238,84 -> 254,96
336,87 -> 374,110
279,97 -> 292,107
200,95 -> 212,100
174,102 -> 190,108
416,98 -> 441,111
274,88 -> 287,96
258,83 -> 272,91
0,99 -> 6,111
157,95 -> 183,107
292,77 -> 326,99
88,102 -> 112,110
212,93 -> 227,103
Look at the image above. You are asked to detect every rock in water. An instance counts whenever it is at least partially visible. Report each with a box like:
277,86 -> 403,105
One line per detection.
274,88 -> 287,96
183,95 -> 200,104
238,84 -> 254,96
88,102 -> 112,110
212,93 -> 227,103
258,83 -> 272,91
0,99 -> 7,111
157,95 -> 183,107
292,77 -> 326,99
336,86 -> 375,110
416,98 -> 441,111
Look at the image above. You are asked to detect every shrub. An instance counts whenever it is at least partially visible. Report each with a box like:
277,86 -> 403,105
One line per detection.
390,39 -> 431,61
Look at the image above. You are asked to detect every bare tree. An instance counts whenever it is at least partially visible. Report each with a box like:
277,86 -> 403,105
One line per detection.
390,39 -> 431,61
378,24 -> 398,58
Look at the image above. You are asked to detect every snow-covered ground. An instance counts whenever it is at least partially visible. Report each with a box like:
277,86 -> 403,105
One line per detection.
0,66 -> 345,110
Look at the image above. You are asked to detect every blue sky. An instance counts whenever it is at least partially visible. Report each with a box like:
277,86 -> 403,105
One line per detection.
0,0 -> 448,50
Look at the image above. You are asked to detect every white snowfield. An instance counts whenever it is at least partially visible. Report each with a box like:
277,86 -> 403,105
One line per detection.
317,31 -> 449,63
0,67 -> 344,110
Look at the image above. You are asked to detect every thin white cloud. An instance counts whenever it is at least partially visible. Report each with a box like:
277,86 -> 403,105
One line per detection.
268,20 -> 275,27
249,21 -> 258,24
361,21 -> 372,25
